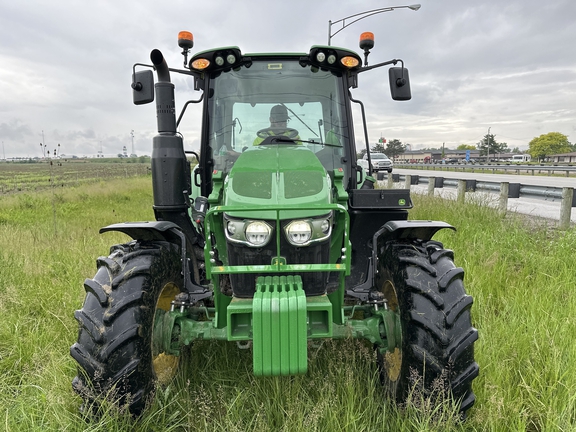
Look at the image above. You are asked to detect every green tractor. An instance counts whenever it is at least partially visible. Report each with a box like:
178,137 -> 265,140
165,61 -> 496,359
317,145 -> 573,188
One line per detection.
71,31 -> 478,417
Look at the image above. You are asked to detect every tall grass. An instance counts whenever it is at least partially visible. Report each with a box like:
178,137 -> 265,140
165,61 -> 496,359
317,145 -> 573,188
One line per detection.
0,178 -> 574,431
0,161 -> 150,194
411,194 -> 576,431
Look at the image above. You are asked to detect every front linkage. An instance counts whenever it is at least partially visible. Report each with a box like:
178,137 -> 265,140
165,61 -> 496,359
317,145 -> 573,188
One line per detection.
151,201 -> 402,377
153,277 -> 402,376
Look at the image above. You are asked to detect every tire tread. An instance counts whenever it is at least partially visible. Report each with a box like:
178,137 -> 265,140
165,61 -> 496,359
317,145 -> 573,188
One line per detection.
377,239 -> 478,417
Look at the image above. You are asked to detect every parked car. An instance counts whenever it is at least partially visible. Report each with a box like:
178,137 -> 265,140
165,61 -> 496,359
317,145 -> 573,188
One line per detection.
357,152 -> 393,173
441,158 -> 458,164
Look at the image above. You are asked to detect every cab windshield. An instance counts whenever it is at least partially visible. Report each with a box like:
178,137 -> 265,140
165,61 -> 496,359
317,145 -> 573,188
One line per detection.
206,58 -> 351,174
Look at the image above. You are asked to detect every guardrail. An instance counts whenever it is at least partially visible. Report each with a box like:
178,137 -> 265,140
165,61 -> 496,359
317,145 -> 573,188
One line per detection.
378,173 -> 575,230
395,163 -> 576,177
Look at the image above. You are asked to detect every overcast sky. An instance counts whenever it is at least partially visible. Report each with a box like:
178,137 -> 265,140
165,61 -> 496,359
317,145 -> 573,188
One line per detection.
1,0 -> 574,158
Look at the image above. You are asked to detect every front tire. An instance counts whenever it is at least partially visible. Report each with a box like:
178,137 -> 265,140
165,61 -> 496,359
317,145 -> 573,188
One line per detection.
70,240 -> 184,415
376,239 -> 479,416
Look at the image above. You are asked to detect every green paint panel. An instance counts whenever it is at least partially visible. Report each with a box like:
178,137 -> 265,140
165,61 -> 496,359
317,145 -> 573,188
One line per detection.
226,297 -> 253,340
306,295 -> 333,338
253,275 -> 307,376
225,146 -> 331,220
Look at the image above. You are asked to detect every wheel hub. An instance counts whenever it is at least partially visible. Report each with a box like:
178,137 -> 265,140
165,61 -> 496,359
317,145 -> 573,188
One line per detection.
152,282 -> 181,384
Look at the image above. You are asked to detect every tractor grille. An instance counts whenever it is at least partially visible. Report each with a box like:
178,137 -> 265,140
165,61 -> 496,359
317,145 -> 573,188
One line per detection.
226,224 -> 330,297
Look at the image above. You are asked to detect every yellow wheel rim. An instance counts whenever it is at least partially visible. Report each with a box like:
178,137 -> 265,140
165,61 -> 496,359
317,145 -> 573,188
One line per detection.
152,282 -> 180,385
382,279 -> 402,382
384,348 -> 402,382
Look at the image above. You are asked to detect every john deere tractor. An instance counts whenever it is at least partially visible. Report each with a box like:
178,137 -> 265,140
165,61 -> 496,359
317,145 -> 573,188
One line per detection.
71,31 -> 478,417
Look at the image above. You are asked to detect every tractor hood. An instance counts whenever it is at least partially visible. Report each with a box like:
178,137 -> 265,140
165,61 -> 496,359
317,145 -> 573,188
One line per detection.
224,145 -> 331,219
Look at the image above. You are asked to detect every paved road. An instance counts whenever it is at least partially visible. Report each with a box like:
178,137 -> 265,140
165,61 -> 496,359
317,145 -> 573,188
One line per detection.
385,168 -> 576,223
395,167 -> 576,188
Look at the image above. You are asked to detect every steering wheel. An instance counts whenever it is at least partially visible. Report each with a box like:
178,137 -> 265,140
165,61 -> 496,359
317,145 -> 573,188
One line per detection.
256,127 -> 299,139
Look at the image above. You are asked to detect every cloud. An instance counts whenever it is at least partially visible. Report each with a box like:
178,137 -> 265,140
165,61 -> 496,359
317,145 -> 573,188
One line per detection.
0,0 -> 574,157
0,120 -> 33,141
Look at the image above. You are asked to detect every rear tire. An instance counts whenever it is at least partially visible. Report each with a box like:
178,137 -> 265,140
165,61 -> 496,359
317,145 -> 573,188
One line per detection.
70,240 -> 184,415
376,239 -> 478,416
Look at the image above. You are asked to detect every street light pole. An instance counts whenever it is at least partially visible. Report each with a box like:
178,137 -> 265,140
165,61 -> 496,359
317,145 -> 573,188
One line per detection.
328,4 -> 421,45
487,127 -> 491,163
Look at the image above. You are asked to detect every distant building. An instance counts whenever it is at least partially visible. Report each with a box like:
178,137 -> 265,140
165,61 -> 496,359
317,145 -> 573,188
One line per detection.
396,149 -> 481,163
550,152 -> 576,163
85,154 -> 121,159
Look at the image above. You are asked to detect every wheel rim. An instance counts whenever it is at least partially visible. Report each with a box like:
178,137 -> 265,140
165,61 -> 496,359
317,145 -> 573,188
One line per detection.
381,279 -> 402,383
152,282 -> 180,385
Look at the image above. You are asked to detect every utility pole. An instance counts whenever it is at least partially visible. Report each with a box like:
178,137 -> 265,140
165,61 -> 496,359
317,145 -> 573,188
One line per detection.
487,127 -> 491,163
131,130 -> 135,155
41,130 -> 47,159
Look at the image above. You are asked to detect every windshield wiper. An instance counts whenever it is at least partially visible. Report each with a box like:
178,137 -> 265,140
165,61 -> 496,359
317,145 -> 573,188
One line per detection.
281,104 -> 318,138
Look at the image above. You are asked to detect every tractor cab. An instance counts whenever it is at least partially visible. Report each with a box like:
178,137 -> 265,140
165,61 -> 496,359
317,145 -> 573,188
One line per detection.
191,46 -> 363,197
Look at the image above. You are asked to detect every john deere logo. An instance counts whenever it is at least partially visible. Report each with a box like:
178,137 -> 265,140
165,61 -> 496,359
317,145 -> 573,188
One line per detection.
398,199 -> 406,206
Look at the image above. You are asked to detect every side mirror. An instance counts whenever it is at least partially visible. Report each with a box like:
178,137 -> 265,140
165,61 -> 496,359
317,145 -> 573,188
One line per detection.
356,164 -> 364,185
132,70 -> 154,105
389,67 -> 411,101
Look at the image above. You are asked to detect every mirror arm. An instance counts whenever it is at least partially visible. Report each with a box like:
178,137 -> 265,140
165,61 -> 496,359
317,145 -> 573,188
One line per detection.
131,63 -> 154,90
168,67 -> 199,77
132,63 -> 199,82
359,58 -> 403,74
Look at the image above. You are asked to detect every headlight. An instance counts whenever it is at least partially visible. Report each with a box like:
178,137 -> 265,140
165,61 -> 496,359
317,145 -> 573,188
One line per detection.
226,220 -> 237,235
225,216 -> 273,247
285,221 -> 312,245
224,213 -> 331,248
320,219 -> 330,234
284,213 -> 332,247
246,221 -> 272,246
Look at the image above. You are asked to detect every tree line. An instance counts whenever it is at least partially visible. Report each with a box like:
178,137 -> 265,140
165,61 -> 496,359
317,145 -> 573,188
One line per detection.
358,132 -> 573,161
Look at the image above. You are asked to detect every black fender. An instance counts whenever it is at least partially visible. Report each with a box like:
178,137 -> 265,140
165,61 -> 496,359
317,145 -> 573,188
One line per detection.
375,220 -> 455,242
100,221 -> 211,304
346,220 -> 455,302
100,221 -> 186,243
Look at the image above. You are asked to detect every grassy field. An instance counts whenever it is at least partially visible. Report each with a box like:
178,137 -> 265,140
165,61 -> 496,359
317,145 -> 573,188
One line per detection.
0,160 -> 150,194
0,174 -> 575,431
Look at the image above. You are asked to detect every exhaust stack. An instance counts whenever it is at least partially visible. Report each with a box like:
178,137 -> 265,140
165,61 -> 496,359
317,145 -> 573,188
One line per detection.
151,49 -> 177,134
149,49 -> 198,245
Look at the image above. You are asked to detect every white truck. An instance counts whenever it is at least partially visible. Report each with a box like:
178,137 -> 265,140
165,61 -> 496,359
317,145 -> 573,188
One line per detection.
509,154 -> 531,163
357,152 -> 393,173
